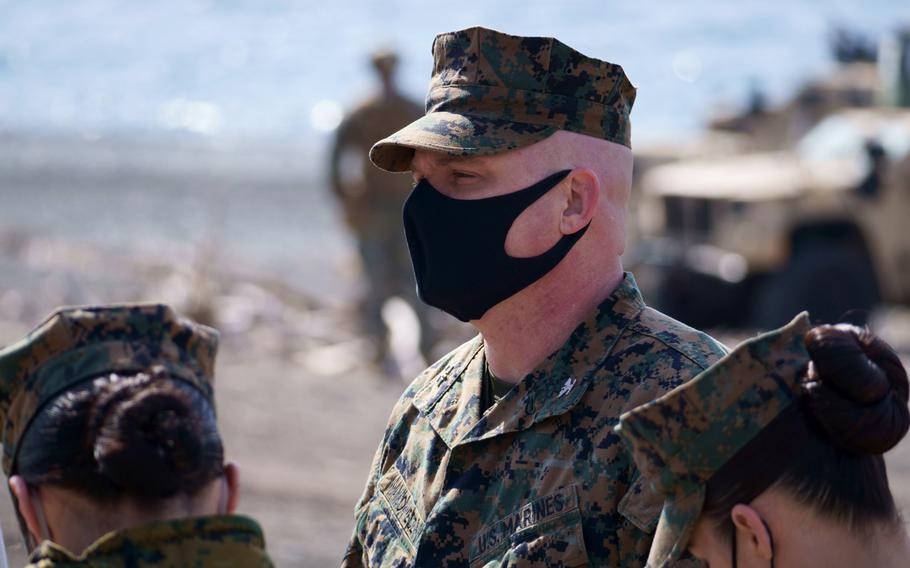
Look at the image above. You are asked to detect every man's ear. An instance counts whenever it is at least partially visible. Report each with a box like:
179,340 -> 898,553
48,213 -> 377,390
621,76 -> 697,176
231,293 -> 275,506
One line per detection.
221,462 -> 240,515
731,504 -> 774,561
560,168 -> 599,235
10,476 -> 42,546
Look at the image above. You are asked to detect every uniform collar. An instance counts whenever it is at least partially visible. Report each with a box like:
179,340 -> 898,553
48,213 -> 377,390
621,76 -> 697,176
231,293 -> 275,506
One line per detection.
411,336 -> 486,448
414,273 -> 646,448
28,514 -> 268,565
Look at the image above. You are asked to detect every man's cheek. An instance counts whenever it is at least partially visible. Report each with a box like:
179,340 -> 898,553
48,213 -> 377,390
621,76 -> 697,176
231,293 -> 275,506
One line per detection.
504,194 -> 563,258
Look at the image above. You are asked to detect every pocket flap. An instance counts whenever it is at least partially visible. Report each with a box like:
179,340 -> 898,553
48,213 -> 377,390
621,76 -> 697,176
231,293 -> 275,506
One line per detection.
360,466 -> 424,566
617,475 -> 662,534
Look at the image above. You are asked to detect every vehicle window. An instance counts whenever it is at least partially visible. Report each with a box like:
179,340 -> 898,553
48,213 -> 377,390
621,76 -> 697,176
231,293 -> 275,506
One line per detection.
798,115 -> 910,162
797,116 -> 863,161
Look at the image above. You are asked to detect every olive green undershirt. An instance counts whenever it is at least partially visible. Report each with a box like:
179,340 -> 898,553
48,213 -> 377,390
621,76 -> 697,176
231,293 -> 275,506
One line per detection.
480,361 -> 515,413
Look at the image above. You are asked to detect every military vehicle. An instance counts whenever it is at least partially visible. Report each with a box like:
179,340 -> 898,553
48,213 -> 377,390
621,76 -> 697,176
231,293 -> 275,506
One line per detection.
631,108 -> 910,329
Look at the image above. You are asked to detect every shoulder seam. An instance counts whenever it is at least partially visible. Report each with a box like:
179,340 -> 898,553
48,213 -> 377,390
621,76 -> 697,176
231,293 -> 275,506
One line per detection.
620,308 -> 721,371
624,327 -> 712,371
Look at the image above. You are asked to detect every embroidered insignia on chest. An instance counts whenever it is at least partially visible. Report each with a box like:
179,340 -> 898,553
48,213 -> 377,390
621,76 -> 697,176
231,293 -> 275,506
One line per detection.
469,485 -> 580,563
558,376 -> 576,397
378,466 -> 425,548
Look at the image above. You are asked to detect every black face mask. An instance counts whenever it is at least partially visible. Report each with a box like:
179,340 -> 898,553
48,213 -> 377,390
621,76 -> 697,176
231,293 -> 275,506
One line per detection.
402,169 -> 589,322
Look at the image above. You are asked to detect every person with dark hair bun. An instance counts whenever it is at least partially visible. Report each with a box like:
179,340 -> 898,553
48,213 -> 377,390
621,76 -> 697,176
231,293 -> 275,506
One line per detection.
617,312 -> 910,567
0,304 -> 274,567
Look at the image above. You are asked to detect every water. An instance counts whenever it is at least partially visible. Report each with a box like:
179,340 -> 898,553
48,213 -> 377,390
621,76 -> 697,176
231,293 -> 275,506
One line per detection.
0,0 -> 907,299
0,0 -> 906,145
0,131 -> 352,300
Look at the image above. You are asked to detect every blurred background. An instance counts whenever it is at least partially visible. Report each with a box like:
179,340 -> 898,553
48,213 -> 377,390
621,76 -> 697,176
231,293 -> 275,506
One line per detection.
1,1 -> 910,566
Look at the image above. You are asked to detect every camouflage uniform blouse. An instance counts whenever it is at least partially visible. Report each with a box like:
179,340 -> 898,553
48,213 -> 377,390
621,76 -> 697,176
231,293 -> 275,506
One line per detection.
342,274 -> 727,567
26,515 -> 274,568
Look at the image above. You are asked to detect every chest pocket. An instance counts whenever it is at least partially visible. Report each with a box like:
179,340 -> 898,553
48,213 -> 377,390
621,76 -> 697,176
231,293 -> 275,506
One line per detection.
361,466 -> 424,568
470,485 -> 589,568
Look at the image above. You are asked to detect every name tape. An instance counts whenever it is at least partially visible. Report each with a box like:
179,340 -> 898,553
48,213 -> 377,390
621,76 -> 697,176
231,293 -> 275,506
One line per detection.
470,484 -> 578,560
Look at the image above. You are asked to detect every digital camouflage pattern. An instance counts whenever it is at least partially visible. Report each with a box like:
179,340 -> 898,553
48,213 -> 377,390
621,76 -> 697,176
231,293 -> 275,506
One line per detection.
342,274 -> 727,567
26,514 -> 274,568
370,26 -> 637,172
616,312 -> 812,568
0,304 -> 218,474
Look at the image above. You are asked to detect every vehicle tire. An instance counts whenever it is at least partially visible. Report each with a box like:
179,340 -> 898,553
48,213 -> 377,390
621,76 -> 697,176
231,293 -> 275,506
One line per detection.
655,267 -> 751,329
752,246 -> 881,329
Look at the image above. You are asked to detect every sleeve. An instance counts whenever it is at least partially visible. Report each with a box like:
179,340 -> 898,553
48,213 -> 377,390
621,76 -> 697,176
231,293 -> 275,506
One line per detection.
609,333 -> 721,566
614,473 -> 706,567
339,426 -> 388,568
340,527 -> 366,568
615,469 -> 663,566
329,116 -> 353,197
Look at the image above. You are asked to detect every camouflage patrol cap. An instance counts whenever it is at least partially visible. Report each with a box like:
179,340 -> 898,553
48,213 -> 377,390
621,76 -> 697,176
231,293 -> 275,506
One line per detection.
615,312 -> 812,568
370,26 -> 637,172
0,303 -> 218,475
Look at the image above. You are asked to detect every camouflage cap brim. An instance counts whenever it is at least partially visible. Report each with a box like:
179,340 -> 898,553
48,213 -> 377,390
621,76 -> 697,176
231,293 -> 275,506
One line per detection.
371,26 -> 636,172
616,312 -> 812,565
617,312 -> 811,497
369,111 -> 557,172
646,487 -> 705,568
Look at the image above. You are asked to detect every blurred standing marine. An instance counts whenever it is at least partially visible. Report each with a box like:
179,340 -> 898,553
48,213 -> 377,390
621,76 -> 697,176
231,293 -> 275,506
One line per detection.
330,50 -> 435,369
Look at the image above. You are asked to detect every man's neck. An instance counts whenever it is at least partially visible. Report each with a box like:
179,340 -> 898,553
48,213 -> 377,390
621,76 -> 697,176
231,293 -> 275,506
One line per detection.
380,81 -> 396,99
476,265 -> 624,383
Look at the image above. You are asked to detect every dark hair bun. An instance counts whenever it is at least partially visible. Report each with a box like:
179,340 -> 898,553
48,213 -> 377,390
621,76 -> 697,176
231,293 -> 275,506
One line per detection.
88,373 -> 221,499
803,324 -> 910,455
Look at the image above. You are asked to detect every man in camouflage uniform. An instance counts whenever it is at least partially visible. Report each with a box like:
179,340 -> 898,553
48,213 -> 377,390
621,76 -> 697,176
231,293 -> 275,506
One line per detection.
616,313 -> 812,567
342,27 -> 727,567
330,50 -> 436,368
0,304 -> 274,567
